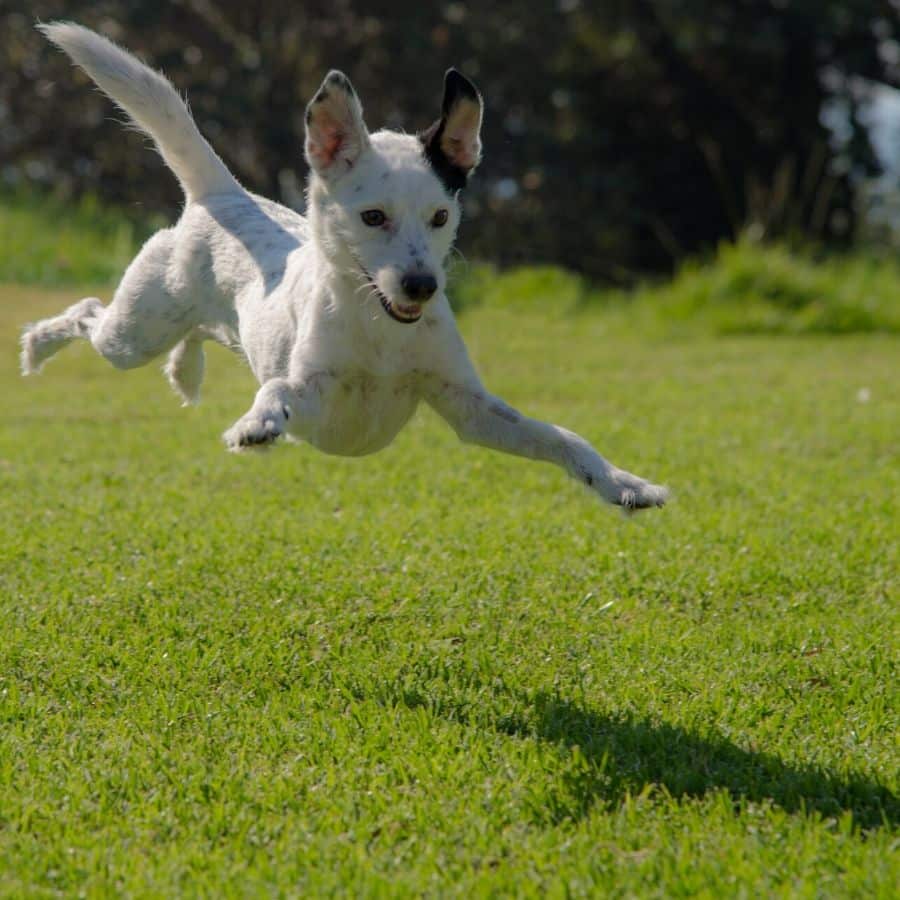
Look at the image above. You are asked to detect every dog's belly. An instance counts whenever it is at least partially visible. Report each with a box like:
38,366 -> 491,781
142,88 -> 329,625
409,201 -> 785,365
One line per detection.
304,375 -> 419,457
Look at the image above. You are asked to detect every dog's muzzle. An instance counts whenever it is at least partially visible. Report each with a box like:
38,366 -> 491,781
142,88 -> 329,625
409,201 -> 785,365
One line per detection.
356,258 -> 431,324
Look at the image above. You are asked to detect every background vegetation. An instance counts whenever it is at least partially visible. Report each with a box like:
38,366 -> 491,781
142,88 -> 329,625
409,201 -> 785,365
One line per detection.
3,0 -> 900,279
4,195 -> 898,337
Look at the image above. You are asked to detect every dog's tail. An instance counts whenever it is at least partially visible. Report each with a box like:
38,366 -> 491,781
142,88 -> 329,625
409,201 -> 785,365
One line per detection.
38,21 -> 240,202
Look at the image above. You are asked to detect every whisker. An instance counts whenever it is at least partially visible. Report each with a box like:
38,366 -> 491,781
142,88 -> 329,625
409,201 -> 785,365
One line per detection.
354,279 -> 379,297
361,289 -> 381,321
448,246 -> 470,281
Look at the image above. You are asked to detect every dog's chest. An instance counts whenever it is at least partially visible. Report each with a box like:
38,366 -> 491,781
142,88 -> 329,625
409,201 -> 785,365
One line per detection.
307,373 -> 419,457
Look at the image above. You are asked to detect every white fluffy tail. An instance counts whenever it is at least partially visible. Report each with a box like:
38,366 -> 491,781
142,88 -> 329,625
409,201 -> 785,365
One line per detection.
39,21 -> 240,201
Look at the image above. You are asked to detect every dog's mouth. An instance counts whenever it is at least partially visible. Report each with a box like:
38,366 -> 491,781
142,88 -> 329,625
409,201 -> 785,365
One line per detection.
354,256 -> 423,325
375,289 -> 423,324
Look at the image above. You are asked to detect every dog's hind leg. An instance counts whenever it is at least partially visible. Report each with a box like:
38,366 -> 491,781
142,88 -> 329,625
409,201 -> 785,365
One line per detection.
164,335 -> 205,405
23,229 -> 199,377
20,296 -> 105,374
85,230 -> 198,371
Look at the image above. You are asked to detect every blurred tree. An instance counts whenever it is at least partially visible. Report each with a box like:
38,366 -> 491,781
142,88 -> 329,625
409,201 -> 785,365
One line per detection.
2,0 -> 898,280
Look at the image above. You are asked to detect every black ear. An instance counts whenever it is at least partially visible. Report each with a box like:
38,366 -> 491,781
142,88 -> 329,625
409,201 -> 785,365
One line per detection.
419,69 -> 484,193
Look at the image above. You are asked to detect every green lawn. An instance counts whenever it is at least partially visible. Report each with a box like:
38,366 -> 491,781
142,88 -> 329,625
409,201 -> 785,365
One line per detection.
0,194 -> 161,287
1,284 -> 897,897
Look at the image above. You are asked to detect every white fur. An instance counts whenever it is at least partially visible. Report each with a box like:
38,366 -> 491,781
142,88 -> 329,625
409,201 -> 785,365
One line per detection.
21,22 -> 668,511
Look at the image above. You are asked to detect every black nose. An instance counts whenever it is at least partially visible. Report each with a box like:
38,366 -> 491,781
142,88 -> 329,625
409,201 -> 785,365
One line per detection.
401,273 -> 437,301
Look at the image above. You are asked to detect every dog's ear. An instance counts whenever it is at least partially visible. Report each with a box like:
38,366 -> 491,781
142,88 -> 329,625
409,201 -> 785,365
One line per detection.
305,70 -> 370,181
419,69 -> 483,193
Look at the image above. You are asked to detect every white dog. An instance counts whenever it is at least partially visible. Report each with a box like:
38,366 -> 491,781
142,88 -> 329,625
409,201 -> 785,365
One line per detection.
21,22 -> 668,511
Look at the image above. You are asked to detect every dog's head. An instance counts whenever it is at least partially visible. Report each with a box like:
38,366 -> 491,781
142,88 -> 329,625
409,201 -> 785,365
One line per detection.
304,69 -> 483,325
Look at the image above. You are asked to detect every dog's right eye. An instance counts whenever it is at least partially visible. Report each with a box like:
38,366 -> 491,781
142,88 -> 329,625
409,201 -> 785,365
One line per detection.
360,210 -> 386,227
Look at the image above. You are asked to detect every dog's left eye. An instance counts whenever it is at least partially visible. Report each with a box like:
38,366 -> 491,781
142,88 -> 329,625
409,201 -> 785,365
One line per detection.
361,210 -> 386,227
431,209 -> 449,228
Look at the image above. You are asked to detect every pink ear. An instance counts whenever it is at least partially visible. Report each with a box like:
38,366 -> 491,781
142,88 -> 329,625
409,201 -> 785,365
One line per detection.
304,71 -> 369,180
306,109 -> 353,169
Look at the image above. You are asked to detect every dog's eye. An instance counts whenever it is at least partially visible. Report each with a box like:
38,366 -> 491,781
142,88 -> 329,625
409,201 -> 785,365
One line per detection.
431,209 -> 449,228
361,209 -> 386,227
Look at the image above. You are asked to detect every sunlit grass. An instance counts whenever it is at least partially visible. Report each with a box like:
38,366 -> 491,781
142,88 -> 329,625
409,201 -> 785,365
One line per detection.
451,237 -> 900,335
1,283 -> 896,896
0,191 -> 162,286
3,192 -> 897,335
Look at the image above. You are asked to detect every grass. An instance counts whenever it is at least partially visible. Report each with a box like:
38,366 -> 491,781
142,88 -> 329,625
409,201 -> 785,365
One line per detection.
1,277 -> 897,895
0,192 -> 162,286
626,238 -> 900,335
3,191 -> 898,335
453,238 -> 900,335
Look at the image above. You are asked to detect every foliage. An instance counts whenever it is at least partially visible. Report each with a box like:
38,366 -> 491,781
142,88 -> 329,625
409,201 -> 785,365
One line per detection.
449,262 -> 590,314
628,237 -> 900,336
450,238 -> 900,336
2,192 -> 898,336
1,288 -> 897,895
0,191 -> 160,286
2,1 -> 899,280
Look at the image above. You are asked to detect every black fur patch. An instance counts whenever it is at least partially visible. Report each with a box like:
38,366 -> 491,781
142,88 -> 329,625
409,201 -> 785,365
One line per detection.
441,68 -> 479,117
419,68 -> 482,194
420,118 -> 468,193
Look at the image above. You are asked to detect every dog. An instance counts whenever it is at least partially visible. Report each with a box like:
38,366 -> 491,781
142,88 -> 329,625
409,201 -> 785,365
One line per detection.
21,22 -> 668,511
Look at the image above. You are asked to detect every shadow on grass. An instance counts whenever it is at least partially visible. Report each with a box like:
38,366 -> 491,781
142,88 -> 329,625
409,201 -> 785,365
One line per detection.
367,681 -> 897,831
498,692 -> 898,831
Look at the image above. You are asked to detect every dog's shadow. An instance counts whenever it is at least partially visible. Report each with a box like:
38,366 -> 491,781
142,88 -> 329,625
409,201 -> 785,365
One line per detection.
507,693 -> 897,829
373,684 -> 897,831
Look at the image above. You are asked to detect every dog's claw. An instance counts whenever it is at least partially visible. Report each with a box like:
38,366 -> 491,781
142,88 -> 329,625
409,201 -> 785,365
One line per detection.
615,480 -> 669,512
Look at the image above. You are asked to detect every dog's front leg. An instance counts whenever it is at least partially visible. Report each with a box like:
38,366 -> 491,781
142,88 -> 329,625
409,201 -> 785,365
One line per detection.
424,379 -> 668,510
223,375 -> 329,452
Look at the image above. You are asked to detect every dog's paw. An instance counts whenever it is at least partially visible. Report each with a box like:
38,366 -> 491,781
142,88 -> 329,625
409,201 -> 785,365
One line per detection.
583,465 -> 668,511
612,472 -> 669,512
223,409 -> 286,452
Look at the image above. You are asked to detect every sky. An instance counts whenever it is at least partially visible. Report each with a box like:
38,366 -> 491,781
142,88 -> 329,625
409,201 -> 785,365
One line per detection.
869,83 -> 900,176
